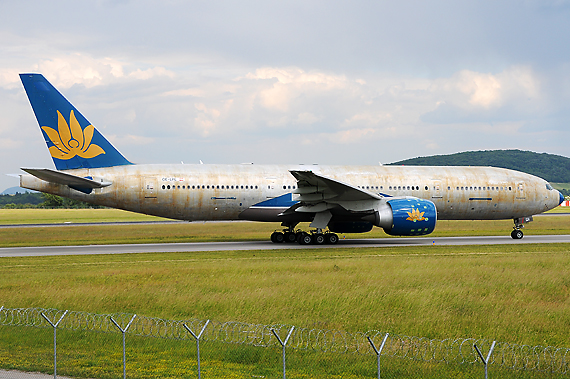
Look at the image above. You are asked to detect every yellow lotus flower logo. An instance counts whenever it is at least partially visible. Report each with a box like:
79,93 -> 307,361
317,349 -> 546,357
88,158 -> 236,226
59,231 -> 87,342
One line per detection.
41,110 -> 105,160
406,208 -> 426,222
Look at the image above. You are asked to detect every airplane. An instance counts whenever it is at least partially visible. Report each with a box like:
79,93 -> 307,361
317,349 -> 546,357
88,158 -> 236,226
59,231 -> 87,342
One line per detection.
18,73 -> 564,244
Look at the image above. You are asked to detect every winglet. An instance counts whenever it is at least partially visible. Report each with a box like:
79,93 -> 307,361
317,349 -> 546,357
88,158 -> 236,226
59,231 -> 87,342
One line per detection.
20,73 -> 132,170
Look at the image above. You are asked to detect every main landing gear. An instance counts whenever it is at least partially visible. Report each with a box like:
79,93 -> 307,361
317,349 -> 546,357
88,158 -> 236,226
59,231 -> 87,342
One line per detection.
270,229 -> 339,245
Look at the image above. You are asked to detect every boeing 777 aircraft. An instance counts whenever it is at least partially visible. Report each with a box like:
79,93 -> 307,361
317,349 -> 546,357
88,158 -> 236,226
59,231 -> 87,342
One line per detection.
18,74 -> 564,244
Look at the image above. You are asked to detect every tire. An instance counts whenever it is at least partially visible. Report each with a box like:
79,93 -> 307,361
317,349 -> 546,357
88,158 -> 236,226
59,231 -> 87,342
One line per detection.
326,233 -> 339,245
511,229 -> 523,239
297,232 -> 312,245
284,231 -> 297,243
314,234 -> 325,245
271,231 -> 284,243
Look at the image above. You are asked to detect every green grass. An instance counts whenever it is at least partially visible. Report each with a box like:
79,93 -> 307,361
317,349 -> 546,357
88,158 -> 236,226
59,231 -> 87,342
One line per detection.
2,326 -> 517,379
0,208 -> 170,225
1,209 -> 570,378
0,209 -> 569,247
1,244 -> 569,378
2,244 -> 570,347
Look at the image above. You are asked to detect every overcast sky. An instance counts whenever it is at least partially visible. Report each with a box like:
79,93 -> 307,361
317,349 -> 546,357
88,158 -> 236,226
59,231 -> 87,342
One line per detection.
1,0 -> 570,191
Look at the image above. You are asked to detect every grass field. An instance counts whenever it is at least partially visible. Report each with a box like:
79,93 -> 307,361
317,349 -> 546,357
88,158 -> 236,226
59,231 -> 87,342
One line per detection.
0,208 -> 170,225
1,243 -> 570,347
1,209 -> 569,377
0,208 -> 569,247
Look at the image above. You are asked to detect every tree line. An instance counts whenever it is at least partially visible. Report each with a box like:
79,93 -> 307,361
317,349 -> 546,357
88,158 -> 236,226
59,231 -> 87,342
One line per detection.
389,149 -> 570,197
389,149 -> 570,183
0,193 -> 102,209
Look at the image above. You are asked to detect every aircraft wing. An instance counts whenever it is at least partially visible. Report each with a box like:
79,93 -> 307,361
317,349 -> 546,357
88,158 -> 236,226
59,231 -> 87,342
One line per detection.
289,170 -> 382,203
21,168 -> 112,188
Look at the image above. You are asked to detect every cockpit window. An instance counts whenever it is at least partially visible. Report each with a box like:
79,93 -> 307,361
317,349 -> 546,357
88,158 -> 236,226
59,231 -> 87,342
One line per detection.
546,183 -> 553,190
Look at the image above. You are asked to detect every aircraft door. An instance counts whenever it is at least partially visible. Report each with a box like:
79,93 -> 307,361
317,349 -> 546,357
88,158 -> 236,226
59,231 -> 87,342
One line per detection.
265,177 -> 277,191
143,177 -> 157,199
431,180 -> 443,199
516,182 -> 526,200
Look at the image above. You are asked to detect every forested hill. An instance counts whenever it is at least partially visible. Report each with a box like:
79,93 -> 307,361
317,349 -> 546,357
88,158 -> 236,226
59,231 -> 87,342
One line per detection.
388,150 -> 570,183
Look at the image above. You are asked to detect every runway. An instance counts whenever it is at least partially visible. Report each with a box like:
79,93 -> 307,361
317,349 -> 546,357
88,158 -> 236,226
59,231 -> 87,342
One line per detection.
1,234 -> 570,257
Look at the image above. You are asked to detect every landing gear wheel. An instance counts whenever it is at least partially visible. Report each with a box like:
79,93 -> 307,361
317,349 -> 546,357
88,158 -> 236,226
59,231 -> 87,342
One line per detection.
297,232 -> 312,245
271,231 -> 284,243
511,229 -> 523,239
313,234 -> 326,245
284,231 -> 297,243
326,233 -> 339,245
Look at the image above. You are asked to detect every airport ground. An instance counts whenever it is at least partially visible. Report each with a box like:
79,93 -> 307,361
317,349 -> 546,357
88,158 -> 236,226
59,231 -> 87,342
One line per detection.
0,208 -> 569,377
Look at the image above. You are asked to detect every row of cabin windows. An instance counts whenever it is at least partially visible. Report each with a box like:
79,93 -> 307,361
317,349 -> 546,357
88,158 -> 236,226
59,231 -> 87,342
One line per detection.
452,186 -> 512,191
161,183 -> 514,192
356,185 -> 514,191
162,184 -> 259,190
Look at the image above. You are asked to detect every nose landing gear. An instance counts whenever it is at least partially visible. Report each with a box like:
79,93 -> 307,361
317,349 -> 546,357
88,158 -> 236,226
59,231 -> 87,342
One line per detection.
511,229 -> 524,239
511,216 -> 533,239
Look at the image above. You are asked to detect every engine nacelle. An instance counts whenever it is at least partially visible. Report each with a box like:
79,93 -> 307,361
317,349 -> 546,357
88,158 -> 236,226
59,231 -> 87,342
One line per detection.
384,198 -> 437,236
327,197 -> 436,235
362,197 -> 437,236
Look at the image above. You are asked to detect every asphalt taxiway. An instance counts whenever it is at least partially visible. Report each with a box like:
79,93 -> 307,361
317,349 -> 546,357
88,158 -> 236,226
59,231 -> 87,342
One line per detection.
1,234 -> 570,257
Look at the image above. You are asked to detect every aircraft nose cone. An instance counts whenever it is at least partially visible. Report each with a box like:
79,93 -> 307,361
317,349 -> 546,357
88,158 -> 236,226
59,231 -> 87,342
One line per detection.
559,191 -> 565,205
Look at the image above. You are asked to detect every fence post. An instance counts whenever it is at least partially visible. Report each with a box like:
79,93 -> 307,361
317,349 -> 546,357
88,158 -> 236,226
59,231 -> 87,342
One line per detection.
271,326 -> 295,379
367,333 -> 389,379
110,315 -> 136,379
40,310 -> 68,379
474,341 -> 496,379
183,320 -> 210,379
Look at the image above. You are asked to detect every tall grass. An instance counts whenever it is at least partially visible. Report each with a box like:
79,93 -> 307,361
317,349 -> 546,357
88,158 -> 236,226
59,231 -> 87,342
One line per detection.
1,244 -> 569,347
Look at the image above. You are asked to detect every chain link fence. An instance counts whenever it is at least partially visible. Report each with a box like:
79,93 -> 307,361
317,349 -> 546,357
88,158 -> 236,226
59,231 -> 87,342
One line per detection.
0,306 -> 569,378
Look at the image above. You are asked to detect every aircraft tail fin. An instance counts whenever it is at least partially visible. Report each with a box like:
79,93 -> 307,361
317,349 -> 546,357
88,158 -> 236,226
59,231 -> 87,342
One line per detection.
20,73 -> 132,170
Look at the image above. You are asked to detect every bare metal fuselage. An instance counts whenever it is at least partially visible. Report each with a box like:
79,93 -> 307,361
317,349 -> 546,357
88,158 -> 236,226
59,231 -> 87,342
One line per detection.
20,164 -> 561,224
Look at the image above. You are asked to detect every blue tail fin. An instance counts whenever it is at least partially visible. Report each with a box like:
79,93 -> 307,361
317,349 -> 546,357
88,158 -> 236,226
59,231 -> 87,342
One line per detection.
20,73 -> 132,170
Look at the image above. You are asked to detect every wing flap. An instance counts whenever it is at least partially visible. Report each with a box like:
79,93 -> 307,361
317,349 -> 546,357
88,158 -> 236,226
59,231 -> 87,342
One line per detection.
289,170 -> 381,202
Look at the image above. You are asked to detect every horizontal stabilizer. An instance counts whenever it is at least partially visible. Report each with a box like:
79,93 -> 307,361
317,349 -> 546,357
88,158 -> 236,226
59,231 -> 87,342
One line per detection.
21,168 -> 112,189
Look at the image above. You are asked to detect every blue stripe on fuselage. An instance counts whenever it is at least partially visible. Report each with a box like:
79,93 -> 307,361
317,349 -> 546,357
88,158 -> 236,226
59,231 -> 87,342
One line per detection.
252,193 -> 298,207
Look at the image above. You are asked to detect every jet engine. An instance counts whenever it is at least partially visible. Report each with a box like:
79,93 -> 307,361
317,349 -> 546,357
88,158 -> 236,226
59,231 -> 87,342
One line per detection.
364,197 -> 437,236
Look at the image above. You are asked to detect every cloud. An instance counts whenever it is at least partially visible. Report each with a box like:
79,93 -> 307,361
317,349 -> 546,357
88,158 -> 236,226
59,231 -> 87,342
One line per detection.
422,66 -> 543,124
328,128 -> 376,144
0,54 -> 176,90
244,67 -> 349,112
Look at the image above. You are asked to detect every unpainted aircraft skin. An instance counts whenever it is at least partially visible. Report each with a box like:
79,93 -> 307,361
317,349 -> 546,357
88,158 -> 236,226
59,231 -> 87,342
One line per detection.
21,164 -> 561,221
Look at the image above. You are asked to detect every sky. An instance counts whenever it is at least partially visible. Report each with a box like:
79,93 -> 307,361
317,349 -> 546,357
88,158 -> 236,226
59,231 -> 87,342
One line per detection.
1,0 -> 570,191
